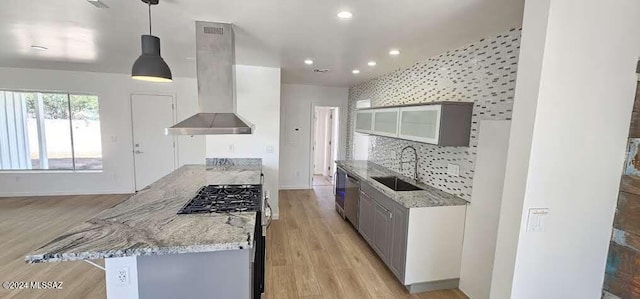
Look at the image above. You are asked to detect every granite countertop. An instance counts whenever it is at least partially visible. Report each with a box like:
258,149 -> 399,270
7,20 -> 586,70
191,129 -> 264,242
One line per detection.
26,158 -> 263,264
335,160 -> 468,208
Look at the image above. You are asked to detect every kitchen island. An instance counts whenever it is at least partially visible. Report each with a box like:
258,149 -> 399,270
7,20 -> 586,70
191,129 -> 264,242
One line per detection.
26,158 -> 263,299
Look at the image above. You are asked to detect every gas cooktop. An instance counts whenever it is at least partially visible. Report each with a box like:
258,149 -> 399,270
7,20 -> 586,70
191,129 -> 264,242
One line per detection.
177,184 -> 262,214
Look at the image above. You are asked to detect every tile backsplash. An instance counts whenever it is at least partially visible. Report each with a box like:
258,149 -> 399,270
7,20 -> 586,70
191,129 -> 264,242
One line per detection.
346,28 -> 521,201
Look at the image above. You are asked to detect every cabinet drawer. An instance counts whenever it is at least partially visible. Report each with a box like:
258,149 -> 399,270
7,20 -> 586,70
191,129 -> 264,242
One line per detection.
361,181 -> 396,212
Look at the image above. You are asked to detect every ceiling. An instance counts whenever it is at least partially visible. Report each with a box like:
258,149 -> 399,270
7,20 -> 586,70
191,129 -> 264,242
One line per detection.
0,0 -> 524,87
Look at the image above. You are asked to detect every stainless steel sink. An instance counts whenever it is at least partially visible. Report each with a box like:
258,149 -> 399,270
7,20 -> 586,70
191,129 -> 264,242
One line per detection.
371,176 -> 423,191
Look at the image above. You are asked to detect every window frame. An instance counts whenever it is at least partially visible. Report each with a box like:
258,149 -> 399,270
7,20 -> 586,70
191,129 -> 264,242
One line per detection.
0,88 -> 103,172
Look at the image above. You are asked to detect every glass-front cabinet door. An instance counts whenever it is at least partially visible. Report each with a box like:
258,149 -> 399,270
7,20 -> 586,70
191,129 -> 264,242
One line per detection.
355,110 -> 374,133
398,105 -> 442,144
372,108 -> 400,137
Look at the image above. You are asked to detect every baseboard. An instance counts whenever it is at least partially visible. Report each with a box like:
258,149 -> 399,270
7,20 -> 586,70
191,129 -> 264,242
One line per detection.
0,189 -> 133,198
406,278 -> 460,294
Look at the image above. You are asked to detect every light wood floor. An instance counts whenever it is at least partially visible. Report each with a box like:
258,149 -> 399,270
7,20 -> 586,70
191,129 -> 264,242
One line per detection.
312,175 -> 333,186
0,194 -> 129,299
267,186 -> 468,299
0,188 -> 467,299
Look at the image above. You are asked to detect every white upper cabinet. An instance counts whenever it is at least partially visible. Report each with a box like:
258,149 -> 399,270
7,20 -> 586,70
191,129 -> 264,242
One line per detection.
398,105 -> 441,144
372,108 -> 400,137
355,102 -> 473,146
355,110 -> 374,133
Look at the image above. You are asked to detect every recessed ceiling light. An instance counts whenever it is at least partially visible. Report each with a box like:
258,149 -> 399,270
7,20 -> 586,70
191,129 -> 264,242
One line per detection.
389,49 -> 400,56
368,61 -> 377,66
337,11 -> 353,19
352,69 -> 360,74
30,45 -> 48,51
304,59 -> 314,65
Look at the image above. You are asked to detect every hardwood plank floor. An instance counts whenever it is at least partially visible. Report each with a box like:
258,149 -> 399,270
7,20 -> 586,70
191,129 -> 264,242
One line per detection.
0,187 -> 468,299
266,186 -> 469,299
0,194 -> 128,299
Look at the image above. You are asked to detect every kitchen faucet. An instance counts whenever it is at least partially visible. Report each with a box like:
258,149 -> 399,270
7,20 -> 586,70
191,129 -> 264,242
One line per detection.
400,145 -> 419,181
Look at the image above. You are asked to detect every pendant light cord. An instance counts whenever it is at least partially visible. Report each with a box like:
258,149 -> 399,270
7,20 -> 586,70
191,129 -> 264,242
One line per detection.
148,1 -> 152,35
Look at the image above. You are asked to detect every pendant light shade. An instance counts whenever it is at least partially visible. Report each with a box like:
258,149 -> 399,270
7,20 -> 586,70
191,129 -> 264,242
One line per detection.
132,35 -> 172,82
131,0 -> 172,83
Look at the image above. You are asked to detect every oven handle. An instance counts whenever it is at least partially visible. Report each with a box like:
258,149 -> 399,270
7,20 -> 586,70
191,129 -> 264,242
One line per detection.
264,192 -> 273,230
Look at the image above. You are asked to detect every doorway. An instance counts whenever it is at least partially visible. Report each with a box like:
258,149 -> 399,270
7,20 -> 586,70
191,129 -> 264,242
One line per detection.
130,93 -> 177,191
311,106 -> 339,187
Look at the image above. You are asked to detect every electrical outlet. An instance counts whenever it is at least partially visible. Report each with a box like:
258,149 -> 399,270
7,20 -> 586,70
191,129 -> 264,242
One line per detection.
295,171 -> 301,177
228,144 -> 235,153
447,163 -> 460,177
116,267 -> 130,285
266,145 -> 274,154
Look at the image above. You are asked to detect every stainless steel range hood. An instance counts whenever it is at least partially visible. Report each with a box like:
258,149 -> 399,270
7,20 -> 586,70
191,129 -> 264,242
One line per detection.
166,22 -> 254,135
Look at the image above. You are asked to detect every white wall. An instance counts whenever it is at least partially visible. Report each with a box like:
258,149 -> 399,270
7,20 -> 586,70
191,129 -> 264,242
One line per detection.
206,65 -> 281,218
0,67 -> 203,196
491,1 -> 640,298
459,120 -> 511,299
280,84 -> 348,189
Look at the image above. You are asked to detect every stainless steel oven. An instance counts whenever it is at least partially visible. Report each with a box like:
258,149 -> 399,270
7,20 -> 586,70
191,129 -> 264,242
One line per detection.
254,174 -> 272,299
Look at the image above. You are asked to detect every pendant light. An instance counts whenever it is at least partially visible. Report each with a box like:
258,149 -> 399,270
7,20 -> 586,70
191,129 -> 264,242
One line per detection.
131,0 -> 172,82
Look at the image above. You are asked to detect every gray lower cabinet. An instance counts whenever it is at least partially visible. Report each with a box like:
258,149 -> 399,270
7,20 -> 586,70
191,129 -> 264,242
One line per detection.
358,191 -> 374,243
389,203 -> 408,282
359,181 -> 409,283
372,201 -> 392,261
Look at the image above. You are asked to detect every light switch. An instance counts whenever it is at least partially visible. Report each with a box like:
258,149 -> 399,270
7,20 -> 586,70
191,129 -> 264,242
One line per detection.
447,163 -> 460,177
228,144 -> 235,153
526,208 -> 548,232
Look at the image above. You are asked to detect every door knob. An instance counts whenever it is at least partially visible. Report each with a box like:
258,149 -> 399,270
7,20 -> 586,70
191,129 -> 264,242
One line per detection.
134,150 -> 144,154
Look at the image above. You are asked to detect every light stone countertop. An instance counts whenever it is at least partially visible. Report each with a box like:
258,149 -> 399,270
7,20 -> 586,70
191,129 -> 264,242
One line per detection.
336,160 -> 468,208
26,159 -> 262,263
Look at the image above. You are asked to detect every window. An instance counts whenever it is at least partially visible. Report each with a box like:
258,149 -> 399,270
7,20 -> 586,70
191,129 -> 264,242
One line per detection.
0,90 -> 102,171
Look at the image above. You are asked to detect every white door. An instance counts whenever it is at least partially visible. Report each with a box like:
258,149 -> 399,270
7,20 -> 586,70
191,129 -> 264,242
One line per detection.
131,94 -> 176,191
323,109 -> 334,177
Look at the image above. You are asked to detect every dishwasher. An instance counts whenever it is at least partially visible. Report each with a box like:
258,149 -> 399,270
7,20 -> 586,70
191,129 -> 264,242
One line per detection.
344,174 -> 360,229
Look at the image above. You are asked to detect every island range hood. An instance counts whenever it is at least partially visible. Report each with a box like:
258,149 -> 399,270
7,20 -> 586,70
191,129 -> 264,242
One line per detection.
166,22 -> 254,135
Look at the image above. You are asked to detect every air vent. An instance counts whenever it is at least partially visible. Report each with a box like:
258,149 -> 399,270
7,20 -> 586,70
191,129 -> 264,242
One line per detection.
314,69 -> 330,73
204,27 -> 224,35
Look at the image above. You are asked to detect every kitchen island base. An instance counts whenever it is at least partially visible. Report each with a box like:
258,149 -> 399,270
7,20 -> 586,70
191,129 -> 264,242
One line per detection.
106,249 -> 252,299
